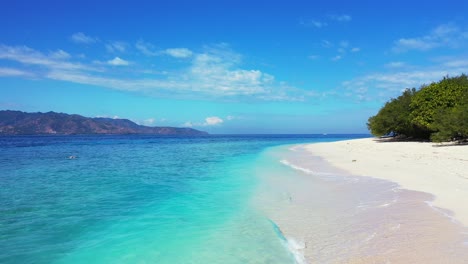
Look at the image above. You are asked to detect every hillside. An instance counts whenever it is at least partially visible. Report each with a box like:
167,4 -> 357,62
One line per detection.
0,110 -> 208,135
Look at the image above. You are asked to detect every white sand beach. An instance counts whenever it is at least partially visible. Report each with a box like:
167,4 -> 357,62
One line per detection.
306,138 -> 468,226
256,140 -> 468,263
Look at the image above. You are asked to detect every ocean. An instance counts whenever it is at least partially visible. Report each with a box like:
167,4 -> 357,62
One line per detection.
0,134 -> 369,263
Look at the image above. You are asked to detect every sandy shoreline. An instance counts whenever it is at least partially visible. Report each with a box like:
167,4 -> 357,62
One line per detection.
305,137 -> 468,226
256,142 -> 468,263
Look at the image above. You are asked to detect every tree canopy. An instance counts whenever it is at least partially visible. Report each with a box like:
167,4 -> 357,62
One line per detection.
367,74 -> 468,142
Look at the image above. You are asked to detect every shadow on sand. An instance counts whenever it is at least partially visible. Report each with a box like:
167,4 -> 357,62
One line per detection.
372,136 -> 468,147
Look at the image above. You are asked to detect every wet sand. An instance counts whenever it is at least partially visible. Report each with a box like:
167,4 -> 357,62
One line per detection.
255,144 -> 468,263
305,138 -> 468,226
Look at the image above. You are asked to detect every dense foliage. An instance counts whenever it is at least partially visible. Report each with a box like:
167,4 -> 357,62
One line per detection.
367,75 -> 468,142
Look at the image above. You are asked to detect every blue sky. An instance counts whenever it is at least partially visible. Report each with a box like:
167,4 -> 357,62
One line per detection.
1,0 -> 468,133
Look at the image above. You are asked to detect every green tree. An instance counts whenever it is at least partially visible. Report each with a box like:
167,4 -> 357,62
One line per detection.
367,74 -> 468,142
431,84 -> 468,142
410,75 -> 468,132
367,88 -> 416,137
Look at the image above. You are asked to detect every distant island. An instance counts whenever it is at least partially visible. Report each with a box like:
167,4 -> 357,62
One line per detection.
0,110 -> 208,136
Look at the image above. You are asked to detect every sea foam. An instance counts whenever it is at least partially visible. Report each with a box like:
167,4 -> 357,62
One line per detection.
269,219 -> 307,264
280,159 -> 314,175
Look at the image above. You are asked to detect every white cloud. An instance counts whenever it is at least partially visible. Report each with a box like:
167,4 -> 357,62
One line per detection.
136,42 -> 193,58
143,118 -> 156,126
163,48 -> 193,58
46,71 -> 143,91
0,43 -> 311,101
337,41 -> 360,55
50,50 -> 71,60
0,45 -> 96,72
107,57 -> 129,66
308,55 -> 320,60
394,38 -> 435,52
329,14 -> 352,22
322,41 -> 359,59
301,14 -> 351,28
0,67 -> 30,77
313,21 -> 327,28
183,116 -> 224,127
339,41 -> 349,48
307,20 -> 327,28
331,55 -> 342,61
442,59 -> 468,68
204,116 -> 223,126
299,18 -> 327,28
106,41 -> 127,53
186,48 -> 281,97
182,121 -> 193,127
341,58 -> 468,101
385,61 -> 406,68
393,24 -> 468,52
321,40 -> 333,48
71,32 -> 97,44
135,40 -> 159,56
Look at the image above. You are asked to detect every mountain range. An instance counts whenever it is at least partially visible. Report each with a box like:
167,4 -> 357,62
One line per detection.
0,110 -> 207,135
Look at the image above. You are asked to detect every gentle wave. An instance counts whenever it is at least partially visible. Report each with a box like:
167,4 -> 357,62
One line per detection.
424,201 -> 461,226
279,159 -> 345,179
280,159 -> 314,175
269,219 -> 307,264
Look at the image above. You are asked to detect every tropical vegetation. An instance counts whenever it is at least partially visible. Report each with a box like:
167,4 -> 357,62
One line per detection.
367,74 -> 468,142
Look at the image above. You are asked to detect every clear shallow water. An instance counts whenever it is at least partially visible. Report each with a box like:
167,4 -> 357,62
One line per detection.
0,134 -> 368,264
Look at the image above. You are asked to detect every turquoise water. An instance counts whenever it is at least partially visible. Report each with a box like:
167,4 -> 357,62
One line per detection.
0,135 -> 368,263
